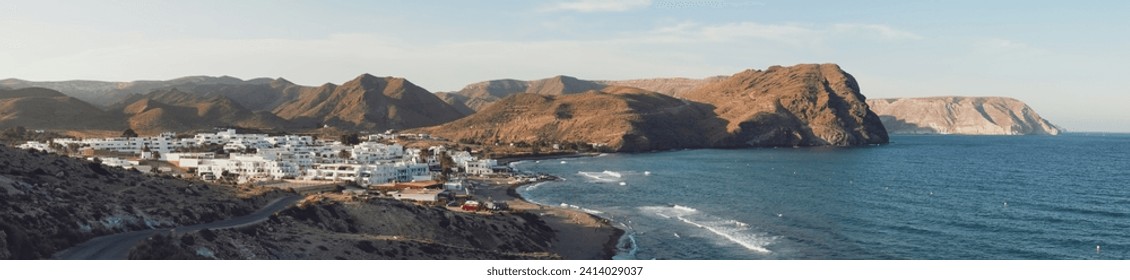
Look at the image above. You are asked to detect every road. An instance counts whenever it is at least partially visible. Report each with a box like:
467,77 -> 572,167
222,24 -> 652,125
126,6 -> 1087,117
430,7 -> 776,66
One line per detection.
52,195 -> 303,260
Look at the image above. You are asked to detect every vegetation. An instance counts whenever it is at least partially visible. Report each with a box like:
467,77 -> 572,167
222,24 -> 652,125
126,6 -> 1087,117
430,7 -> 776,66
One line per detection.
339,133 -> 361,145
0,126 -> 67,146
121,128 -> 139,138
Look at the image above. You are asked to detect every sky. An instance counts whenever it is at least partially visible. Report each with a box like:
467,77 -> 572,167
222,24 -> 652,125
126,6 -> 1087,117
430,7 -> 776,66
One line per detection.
1,0 -> 1128,132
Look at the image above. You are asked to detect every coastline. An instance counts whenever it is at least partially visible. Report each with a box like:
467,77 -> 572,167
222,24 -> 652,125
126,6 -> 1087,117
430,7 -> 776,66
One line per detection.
494,152 -> 603,166
470,173 -> 625,260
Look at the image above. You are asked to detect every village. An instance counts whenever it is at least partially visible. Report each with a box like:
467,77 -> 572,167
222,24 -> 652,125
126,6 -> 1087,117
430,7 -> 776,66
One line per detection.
15,128 -> 534,213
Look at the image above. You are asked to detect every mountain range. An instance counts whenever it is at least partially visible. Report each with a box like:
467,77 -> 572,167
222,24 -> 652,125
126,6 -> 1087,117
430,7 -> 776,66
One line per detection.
1,63 -> 1059,147
1,74 -> 467,135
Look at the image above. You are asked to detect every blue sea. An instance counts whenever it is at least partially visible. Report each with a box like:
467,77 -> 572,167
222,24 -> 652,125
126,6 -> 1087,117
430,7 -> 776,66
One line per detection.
513,134 -> 1130,259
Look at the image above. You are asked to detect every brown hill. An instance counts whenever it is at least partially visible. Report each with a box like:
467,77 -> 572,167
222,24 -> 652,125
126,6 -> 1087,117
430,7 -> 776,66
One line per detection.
0,88 -> 122,131
420,87 -> 725,152
683,63 -> 888,146
422,64 -> 888,150
122,89 -> 291,135
443,75 -> 606,111
867,97 -> 1061,135
1,76 -> 264,108
601,76 -> 727,97
272,74 -> 466,131
108,78 -> 302,112
433,92 -> 477,115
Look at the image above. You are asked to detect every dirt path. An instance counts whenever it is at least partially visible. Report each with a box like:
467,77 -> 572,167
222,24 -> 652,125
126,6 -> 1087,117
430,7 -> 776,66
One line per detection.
52,195 -> 302,260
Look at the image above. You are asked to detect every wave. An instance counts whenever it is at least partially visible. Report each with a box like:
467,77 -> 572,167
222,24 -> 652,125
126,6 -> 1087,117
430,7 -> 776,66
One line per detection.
578,171 -> 621,182
612,233 -> 640,260
602,170 -> 622,178
639,204 -> 775,254
558,203 -> 604,214
671,204 -> 698,212
675,216 -> 772,254
523,182 -> 547,191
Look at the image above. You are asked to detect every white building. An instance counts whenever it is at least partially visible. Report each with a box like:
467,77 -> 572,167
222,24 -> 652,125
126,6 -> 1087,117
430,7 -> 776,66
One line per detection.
95,157 -> 140,170
266,135 -> 313,146
193,129 -> 268,147
303,162 -> 430,186
194,154 -> 301,181
79,132 -> 190,155
16,141 -> 54,153
449,151 -> 476,169
350,142 -> 405,164
465,159 -> 499,175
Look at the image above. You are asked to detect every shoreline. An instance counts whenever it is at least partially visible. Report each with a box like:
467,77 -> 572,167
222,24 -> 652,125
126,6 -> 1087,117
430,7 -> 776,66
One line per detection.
470,175 -> 625,260
494,152 -> 603,166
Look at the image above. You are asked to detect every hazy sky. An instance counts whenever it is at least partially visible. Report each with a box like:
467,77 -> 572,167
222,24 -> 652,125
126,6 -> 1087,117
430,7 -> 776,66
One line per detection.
2,0 -> 1128,132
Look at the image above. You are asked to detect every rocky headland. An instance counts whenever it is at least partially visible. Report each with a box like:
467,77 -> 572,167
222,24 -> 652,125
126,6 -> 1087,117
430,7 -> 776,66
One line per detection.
867,97 -> 1061,135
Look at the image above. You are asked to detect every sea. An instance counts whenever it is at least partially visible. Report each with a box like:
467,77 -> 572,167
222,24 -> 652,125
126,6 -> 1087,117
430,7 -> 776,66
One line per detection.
513,134 -> 1130,260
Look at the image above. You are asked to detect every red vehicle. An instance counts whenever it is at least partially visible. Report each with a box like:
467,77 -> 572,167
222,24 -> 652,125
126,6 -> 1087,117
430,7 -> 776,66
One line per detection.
461,201 -> 481,211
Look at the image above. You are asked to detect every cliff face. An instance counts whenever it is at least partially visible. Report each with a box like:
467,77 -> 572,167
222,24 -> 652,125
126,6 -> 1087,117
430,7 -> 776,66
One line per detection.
867,97 -> 1061,135
684,64 -> 889,146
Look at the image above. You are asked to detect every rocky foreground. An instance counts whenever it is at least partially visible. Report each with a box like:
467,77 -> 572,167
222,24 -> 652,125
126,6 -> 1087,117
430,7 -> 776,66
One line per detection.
0,145 -> 582,260
129,194 -> 560,260
0,145 -> 286,259
867,97 -> 1061,135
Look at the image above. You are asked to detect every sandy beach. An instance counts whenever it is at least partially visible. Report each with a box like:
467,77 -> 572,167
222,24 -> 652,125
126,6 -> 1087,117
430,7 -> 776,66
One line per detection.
469,177 -> 623,260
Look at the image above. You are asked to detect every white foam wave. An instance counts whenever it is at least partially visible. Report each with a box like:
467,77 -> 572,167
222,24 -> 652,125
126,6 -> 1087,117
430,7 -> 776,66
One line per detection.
578,171 -> 621,182
602,170 -> 622,178
638,204 -> 775,255
558,202 -> 603,214
672,204 -> 698,212
612,233 -> 639,260
523,182 -> 547,191
676,216 -> 772,254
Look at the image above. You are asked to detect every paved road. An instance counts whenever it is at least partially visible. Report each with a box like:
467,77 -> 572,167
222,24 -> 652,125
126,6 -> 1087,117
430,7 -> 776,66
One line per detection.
52,195 -> 303,260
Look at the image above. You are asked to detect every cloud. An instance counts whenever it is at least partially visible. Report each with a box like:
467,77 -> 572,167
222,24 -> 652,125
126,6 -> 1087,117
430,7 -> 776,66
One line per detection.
645,21 -> 920,46
700,22 -> 822,45
542,0 -> 652,12
831,23 -> 924,40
